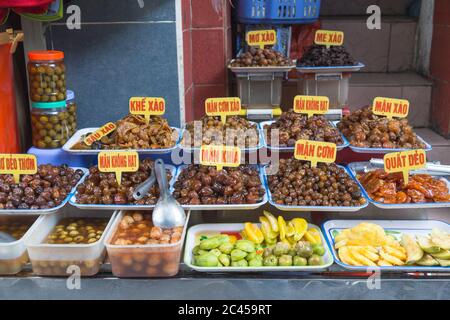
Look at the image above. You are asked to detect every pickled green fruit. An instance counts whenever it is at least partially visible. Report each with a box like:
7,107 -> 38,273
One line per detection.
308,254 -> 323,266
235,240 -> 255,253
218,242 -> 234,254
246,252 -> 257,261
278,255 -> 293,267
195,253 -> 219,267
230,249 -> 247,262
218,254 -> 230,267
263,255 -> 278,267
248,256 -> 263,267
209,249 -> 222,257
199,237 -> 220,250
312,244 -> 326,256
296,241 -> 313,258
288,249 -> 297,256
273,242 -> 290,257
293,256 -> 307,266
196,249 -> 209,256
231,259 -> 248,267
215,234 -> 230,244
263,247 -> 273,258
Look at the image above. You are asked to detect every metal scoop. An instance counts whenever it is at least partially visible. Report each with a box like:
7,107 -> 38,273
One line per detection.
132,168 -> 156,200
0,232 -> 16,243
152,159 -> 186,229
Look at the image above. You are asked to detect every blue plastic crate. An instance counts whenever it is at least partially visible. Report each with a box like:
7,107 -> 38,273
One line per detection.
237,0 -> 321,24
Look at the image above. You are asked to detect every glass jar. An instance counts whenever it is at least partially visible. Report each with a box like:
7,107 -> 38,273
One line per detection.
31,101 -> 71,149
66,90 -> 77,136
27,50 -> 66,102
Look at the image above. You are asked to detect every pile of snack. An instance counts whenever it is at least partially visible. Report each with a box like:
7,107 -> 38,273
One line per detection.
335,223 -> 450,267
45,218 -> 109,245
0,164 -> 84,210
173,165 -> 265,205
72,114 -> 177,150
182,115 -> 259,148
267,159 -> 366,207
192,211 -> 326,268
358,170 -> 450,204
263,110 -> 343,147
298,45 -> 356,67
338,107 -> 426,149
231,47 -> 292,67
75,159 -> 171,205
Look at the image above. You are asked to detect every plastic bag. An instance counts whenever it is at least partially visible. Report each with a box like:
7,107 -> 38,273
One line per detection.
0,31 -> 21,153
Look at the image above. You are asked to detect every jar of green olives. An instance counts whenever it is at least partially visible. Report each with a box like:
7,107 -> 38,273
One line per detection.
27,50 -> 66,102
66,90 -> 77,136
31,101 -> 71,149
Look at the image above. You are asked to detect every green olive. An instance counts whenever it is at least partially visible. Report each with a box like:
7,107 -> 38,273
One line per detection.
38,129 -> 47,137
48,129 -> 57,138
50,116 -> 59,124
39,116 -> 49,123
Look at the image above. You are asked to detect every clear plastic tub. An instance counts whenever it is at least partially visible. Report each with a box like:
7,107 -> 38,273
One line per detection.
25,207 -> 116,276
0,215 -> 41,275
105,210 -> 189,278
236,72 -> 284,109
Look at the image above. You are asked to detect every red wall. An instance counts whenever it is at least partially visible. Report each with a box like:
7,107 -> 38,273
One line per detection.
182,0 -> 232,122
430,0 -> 450,137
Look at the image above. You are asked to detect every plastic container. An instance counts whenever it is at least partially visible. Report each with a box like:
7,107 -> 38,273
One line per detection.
27,50 -> 66,102
25,208 -> 116,276
66,90 -> 77,136
237,0 -> 321,24
31,100 -> 72,149
105,210 -> 190,278
0,215 -> 41,275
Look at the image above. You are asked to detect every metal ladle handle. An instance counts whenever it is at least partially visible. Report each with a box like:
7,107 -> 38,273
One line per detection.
155,159 -> 169,200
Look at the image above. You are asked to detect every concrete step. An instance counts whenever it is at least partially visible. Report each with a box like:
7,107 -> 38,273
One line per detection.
320,0 -> 414,16
415,128 -> 450,165
282,72 -> 433,127
321,16 -> 417,72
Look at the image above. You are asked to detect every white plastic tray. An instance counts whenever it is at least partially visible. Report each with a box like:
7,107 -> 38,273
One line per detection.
296,62 -> 365,74
263,165 -> 369,212
322,219 -> 450,272
179,120 -> 264,153
260,120 -> 349,151
171,165 -> 268,211
347,162 -> 450,209
0,167 -> 88,215
228,60 -> 295,74
62,127 -> 181,155
69,165 -> 177,210
184,223 -> 334,272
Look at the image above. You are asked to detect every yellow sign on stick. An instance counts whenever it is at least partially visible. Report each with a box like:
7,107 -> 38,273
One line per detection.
0,154 -> 37,183
129,97 -> 165,123
205,97 -> 241,124
200,145 -> 241,171
293,95 -> 330,118
294,140 -> 337,168
384,149 -> 426,185
246,30 -> 277,49
314,30 -> 344,49
372,97 -> 410,120
98,151 -> 139,185
84,122 -> 117,146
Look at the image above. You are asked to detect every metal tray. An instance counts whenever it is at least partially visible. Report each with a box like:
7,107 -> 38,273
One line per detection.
171,165 -> 268,211
228,60 -> 295,74
322,219 -> 450,272
0,167 -> 88,215
62,127 -> 181,155
68,165 -> 177,210
259,120 -> 349,152
179,120 -> 264,153
263,165 -> 369,212
347,161 -> 450,209
296,62 -> 365,74
184,223 -> 334,272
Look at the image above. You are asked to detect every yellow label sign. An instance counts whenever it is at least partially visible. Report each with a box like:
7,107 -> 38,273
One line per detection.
205,97 -> 241,124
372,97 -> 410,120
384,149 -> 426,185
314,30 -> 344,48
129,97 -> 165,123
84,122 -> 117,146
200,145 -> 241,171
293,95 -> 330,118
246,30 -> 277,49
0,154 -> 37,183
294,140 -> 337,168
98,151 -> 139,185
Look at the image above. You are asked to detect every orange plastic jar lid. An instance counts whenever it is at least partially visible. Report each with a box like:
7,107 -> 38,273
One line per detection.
28,50 -> 64,61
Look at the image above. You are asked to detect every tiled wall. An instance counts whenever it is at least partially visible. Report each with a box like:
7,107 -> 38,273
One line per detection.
182,0 -> 232,121
430,0 -> 450,137
45,0 -> 182,127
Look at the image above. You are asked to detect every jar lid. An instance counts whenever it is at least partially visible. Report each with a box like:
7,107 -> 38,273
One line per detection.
28,50 -> 64,61
31,101 -> 67,109
66,90 -> 75,101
